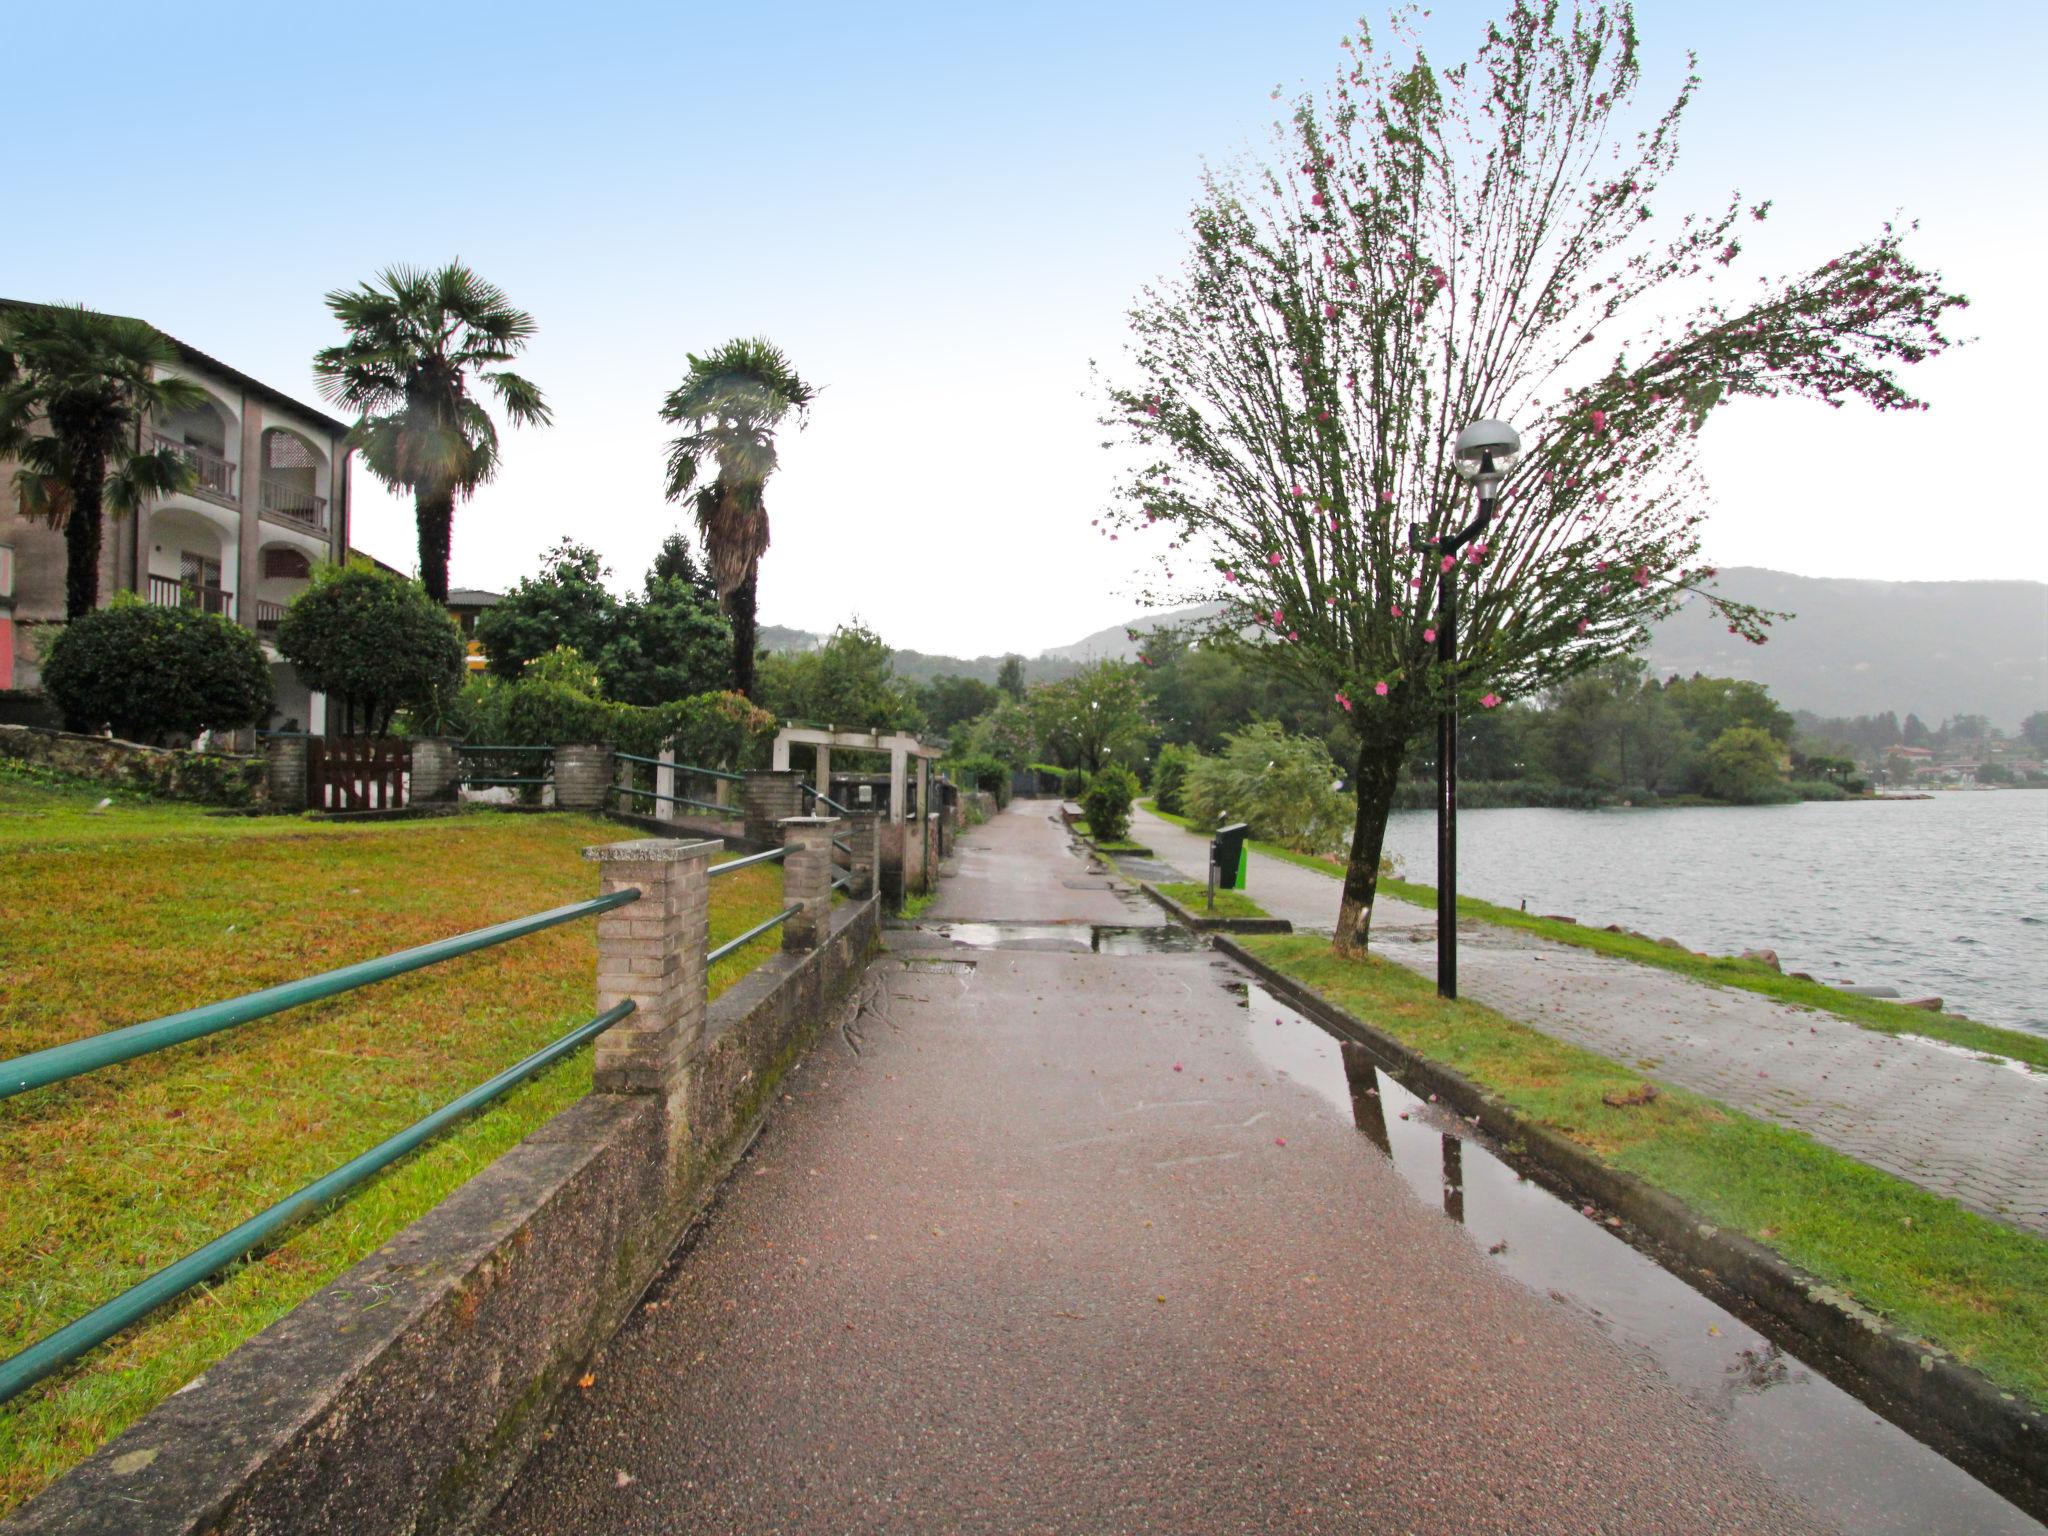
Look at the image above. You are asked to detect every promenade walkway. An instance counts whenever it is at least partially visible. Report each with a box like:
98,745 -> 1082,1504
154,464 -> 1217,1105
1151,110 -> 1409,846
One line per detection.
487,802 -> 1817,1534
1129,804 -> 2048,1234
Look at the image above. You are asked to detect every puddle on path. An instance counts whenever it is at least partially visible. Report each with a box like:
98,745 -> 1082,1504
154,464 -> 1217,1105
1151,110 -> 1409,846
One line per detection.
1241,980 -> 2043,1536
899,957 -> 976,977
919,922 -> 1207,955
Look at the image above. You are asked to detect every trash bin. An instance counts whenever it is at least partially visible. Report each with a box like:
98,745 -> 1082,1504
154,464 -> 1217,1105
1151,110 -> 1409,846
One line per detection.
1211,823 -> 1250,892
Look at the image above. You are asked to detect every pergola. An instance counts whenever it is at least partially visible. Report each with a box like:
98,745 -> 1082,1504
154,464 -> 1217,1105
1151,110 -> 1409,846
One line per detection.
770,726 -> 945,823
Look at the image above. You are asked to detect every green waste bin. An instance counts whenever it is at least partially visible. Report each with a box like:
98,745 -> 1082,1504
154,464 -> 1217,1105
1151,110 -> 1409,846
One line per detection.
1211,823 -> 1249,892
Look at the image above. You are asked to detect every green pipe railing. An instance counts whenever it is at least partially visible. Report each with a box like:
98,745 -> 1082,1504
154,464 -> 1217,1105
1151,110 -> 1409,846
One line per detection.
0,891 -> 640,1101
606,783 -> 741,817
706,906 -> 793,965
611,752 -> 742,783
710,846 -> 788,877
0,1000 -> 635,1408
803,784 -> 853,815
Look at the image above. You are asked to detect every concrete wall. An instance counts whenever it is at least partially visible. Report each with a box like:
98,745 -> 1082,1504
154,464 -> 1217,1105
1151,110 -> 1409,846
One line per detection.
1,723 -> 267,807
2,897 -> 882,1536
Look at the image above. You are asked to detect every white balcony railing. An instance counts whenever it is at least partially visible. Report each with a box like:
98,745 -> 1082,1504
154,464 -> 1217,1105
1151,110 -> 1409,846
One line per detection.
151,434 -> 236,505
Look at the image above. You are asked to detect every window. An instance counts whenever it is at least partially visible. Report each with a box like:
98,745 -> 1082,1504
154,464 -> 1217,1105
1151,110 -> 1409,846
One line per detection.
262,547 -> 312,580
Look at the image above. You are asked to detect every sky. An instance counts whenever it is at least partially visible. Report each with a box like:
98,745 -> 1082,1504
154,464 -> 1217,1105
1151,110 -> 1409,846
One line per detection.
10,0 -> 2044,657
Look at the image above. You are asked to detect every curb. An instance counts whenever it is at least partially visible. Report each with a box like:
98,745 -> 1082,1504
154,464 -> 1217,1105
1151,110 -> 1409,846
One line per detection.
1211,935 -> 2047,1518
1139,881 -> 1293,935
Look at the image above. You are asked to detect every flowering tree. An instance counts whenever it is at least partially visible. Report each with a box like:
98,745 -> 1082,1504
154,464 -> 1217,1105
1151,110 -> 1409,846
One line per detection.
1102,4 -> 1967,954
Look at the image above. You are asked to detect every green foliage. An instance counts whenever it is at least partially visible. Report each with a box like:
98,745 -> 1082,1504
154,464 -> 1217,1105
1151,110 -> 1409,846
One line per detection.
600,567 -> 732,705
754,622 -> 924,732
1702,725 -> 1793,804
458,668 -> 773,767
274,561 -> 465,736
1183,723 -> 1353,856
0,305 -> 207,617
41,595 -> 272,745
313,262 -> 549,602
1975,761 -> 2015,785
919,674 -> 1000,734
1080,764 -> 1139,844
2022,712 -> 2048,753
1029,660 -> 1153,772
524,644 -> 604,696
996,654 -> 1026,700
1150,741 -> 1199,816
959,696 -> 1038,767
474,541 -> 618,680
947,754 -> 1010,806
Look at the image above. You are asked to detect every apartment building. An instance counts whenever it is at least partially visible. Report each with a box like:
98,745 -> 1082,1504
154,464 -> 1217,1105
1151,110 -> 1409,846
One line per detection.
0,306 -> 352,731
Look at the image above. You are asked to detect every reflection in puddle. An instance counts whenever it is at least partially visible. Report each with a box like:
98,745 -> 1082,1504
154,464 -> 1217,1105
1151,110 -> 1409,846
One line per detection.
922,922 -> 1205,955
899,957 -> 976,976
1243,982 -> 2042,1536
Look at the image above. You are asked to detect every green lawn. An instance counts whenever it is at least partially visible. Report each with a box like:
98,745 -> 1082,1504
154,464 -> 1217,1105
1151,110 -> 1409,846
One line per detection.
0,776 -> 787,1516
1154,881 -> 1272,921
1139,800 -> 2048,1069
1242,935 -> 2048,1408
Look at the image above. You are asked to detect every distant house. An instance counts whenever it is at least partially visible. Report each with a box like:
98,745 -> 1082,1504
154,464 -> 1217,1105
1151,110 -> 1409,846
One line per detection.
445,588 -> 502,672
0,303 -> 352,733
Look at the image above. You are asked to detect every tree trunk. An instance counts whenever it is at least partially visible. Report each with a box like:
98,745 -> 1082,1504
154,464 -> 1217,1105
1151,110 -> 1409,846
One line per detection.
1333,732 -> 1405,958
63,448 -> 107,619
416,490 -> 455,603
731,565 -> 759,699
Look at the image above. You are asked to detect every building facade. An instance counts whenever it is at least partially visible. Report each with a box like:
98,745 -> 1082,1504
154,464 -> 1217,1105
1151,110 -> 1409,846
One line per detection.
0,309 -> 353,732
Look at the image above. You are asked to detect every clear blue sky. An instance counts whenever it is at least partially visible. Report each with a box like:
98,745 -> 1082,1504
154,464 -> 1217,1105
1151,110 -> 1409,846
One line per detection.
11,0 -> 2043,655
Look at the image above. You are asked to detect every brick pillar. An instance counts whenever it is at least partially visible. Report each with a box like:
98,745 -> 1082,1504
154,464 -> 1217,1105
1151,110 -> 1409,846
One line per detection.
779,815 -> 837,951
409,737 -> 459,802
743,769 -> 804,847
265,733 -> 307,808
555,742 -> 613,811
843,809 -> 880,900
583,838 -> 719,1108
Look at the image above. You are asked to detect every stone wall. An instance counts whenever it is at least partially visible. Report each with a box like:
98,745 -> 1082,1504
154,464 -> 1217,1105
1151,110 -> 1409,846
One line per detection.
0,724 -> 267,808
2,896 -> 883,1536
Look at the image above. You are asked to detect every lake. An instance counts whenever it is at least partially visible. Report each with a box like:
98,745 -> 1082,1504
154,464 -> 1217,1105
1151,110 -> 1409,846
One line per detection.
1380,792 -> 2048,1036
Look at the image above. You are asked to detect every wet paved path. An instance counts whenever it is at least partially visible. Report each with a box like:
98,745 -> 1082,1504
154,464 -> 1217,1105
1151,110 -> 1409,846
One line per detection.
1129,804 -> 2048,1234
489,802 -> 1820,1535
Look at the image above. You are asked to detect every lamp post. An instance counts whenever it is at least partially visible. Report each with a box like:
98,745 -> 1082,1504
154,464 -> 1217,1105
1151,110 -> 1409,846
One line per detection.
1428,418 -> 1520,1000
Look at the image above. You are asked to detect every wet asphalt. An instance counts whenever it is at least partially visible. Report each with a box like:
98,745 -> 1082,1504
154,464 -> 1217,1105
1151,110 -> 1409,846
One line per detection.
485,802 -> 1820,1535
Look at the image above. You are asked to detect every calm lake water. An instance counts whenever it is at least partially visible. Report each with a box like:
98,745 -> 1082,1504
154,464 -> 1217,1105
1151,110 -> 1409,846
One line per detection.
1380,792 -> 2048,1036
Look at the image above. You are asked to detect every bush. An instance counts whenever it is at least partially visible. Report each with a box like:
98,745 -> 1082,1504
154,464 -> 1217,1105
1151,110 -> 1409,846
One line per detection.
1080,764 -> 1139,844
458,675 -> 774,768
1184,722 -> 1353,855
275,562 -> 464,736
41,596 -> 272,745
525,645 -> 604,696
1151,742 -> 1199,815
947,754 -> 1010,806
1787,778 -> 1851,801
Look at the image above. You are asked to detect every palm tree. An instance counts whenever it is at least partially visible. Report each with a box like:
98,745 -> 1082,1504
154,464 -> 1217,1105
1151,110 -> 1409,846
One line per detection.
660,339 -> 815,699
0,304 -> 203,617
312,263 -> 550,603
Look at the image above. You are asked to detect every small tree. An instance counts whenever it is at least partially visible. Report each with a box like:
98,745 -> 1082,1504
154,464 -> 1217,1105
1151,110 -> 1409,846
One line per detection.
474,540 -> 620,680
1702,725 -> 1786,803
42,596 -> 272,744
1183,723 -> 1354,855
1080,764 -> 1140,843
1030,661 -> 1153,772
600,537 -> 733,705
1151,741 -> 1200,815
1103,6 -> 1966,951
276,562 -> 465,736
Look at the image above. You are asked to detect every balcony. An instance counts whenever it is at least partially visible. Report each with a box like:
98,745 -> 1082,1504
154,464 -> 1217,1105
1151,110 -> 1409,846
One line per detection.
146,575 -> 235,619
253,598 -> 287,634
152,434 -> 237,506
260,477 -> 329,535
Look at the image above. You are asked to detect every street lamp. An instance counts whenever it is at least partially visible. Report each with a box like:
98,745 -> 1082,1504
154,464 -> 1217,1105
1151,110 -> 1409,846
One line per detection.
1428,417 -> 1520,999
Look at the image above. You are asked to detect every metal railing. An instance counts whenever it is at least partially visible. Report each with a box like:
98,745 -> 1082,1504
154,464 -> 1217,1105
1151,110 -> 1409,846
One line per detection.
0,891 -> 640,1405
609,752 -> 743,817
253,598 -> 287,633
152,433 -> 236,503
260,477 -> 329,533
704,846 -> 794,962
458,743 -> 555,790
146,574 -> 234,618
802,783 -> 853,815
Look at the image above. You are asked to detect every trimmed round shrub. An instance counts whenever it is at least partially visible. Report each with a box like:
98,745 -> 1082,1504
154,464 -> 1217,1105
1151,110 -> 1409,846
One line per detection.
275,562 -> 465,736
1081,764 -> 1139,844
41,596 -> 272,744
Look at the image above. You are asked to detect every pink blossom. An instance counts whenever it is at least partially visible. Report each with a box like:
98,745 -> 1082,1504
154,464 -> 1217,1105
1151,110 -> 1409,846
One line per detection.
1423,627 -> 1437,642
1480,693 -> 1502,709
1374,681 -> 1390,697
1411,300 -> 1425,318
1272,608 -> 1285,626
1596,559 -> 1610,571
1378,490 -> 1394,504
1590,409 -> 1608,433
1287,630 -> 1298,641
1268,551 -> 1283,565
1323,302 -> 1339,320
1311,191 -> 1326,208
1441,555 -> 1455,572
1225,570 -> 1239,583
1594,491 -> 1607,505
1472,540 -> 1488,555
1391,603 -> 1403,617
1427,265 -> 1448,289
1335,690 -> 1353,711
1542,468 -> 1555,485
1409,578 -> 1422,591
1633,565 -> 1650,587
1290,484 -> 1308,498
1576,619 -> 1590,635
1466,546 -> 1483,565
1145,398 -> 1160,418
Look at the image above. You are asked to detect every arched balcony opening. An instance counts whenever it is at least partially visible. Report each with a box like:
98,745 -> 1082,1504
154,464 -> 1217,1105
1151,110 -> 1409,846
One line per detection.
253,543 -> 314,635
259,429 -> 329,534
152,395 -> 238,506
145,505 -> 236,619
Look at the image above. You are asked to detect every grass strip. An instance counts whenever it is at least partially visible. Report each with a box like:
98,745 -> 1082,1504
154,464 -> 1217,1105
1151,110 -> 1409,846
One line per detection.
1154,881 -> 1272,921
1240,933 -> 2048,1407
1139,800 -> 2048,1069
0,792 -> 787,1516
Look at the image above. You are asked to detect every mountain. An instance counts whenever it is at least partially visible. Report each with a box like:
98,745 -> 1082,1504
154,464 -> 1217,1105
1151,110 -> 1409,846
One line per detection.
767,570 -> 2047,729
1642,568 -> 2046,730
